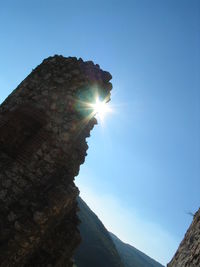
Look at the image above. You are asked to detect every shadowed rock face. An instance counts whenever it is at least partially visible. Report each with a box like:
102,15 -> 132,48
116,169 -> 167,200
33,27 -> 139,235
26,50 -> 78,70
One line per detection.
168,208 -> 200,267
0,55 -> 112,267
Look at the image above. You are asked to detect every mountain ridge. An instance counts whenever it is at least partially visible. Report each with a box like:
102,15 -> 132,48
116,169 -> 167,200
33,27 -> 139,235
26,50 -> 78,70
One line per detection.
110,232 -> 164,267
75,197 -> 164,267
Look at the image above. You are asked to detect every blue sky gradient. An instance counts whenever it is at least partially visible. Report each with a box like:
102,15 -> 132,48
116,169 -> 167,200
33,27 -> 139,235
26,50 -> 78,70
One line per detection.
0,0 -> 199,264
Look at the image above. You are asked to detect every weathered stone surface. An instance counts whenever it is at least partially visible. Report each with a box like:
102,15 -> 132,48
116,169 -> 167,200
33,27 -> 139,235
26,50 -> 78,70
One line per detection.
168,208 -> 200,267
0,55 -> 112,266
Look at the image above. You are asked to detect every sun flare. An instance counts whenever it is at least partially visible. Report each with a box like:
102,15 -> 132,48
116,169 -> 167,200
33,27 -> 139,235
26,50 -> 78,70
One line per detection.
75,90 -> 112,125
90,97 -> 111,121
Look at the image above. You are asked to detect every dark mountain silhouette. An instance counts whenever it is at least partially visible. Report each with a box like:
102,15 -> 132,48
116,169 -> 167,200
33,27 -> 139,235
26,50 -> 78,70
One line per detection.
74,197 -> 124,267
110,232 -> 164,267
74,197 -> 164,267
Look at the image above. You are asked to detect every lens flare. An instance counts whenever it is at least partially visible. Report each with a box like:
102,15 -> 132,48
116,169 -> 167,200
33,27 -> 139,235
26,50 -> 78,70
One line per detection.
90,97 -> 111,121
75,87 -> 112,126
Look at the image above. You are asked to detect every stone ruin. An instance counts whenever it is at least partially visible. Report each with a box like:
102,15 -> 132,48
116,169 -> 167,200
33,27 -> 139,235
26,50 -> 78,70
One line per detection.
168,208 -> 200,267
0,55 -> 112,266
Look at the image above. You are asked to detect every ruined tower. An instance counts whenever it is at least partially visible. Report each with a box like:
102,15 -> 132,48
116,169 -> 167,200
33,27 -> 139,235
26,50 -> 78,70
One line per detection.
0,56 -> 112,266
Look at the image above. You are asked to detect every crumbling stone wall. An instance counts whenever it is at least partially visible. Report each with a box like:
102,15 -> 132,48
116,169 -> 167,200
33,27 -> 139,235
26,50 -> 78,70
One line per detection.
168,208 -> 200,267
0,55 -> 112,267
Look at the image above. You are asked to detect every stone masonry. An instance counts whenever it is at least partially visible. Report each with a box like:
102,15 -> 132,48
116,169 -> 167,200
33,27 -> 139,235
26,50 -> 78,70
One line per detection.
0,55 -> 112,266
168,208 -> 200,267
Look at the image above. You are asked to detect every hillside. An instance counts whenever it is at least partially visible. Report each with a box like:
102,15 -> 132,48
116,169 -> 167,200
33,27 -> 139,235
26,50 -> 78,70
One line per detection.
110,233 -> 164,267
74,197 -> 124,267
75,197 -> 164,267
168,208 -> 200,266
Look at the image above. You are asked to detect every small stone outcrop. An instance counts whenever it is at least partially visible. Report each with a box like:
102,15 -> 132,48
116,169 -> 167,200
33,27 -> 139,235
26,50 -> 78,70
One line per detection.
168,208 -> 200,267
0,55 -> 112,266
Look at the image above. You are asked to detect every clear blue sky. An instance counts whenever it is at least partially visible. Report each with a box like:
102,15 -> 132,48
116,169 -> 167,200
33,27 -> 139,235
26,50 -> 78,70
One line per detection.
0,0 -> 199,265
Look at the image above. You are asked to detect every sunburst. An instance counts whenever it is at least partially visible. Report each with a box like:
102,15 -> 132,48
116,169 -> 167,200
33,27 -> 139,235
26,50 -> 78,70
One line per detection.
90,96 -> 111,121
